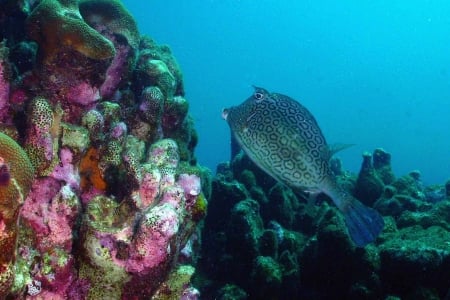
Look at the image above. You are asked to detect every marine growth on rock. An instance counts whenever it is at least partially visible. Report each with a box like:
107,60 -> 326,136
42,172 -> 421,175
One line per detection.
195,147 -> 450,299
0,1 -> 210,298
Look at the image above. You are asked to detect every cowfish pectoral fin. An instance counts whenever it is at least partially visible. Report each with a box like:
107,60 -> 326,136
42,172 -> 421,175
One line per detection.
342,199 -> 384,247
230,131 -> 242,161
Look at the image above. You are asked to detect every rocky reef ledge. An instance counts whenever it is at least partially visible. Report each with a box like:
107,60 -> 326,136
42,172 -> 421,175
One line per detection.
0,0 -> 210,298
195,149 -> 450,300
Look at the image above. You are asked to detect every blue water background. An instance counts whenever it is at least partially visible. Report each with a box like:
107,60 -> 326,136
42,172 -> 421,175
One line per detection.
123,0 -> 450,185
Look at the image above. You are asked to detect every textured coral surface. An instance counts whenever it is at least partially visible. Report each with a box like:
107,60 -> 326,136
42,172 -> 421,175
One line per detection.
0,0 -> 209,298
196,150 -> 450,299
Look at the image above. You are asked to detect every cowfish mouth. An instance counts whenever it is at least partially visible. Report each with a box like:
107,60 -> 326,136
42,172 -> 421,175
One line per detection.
221,108 -> 230,121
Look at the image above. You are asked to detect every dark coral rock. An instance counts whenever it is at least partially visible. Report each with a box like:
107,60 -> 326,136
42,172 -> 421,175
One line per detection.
9,41 -> 37,75
227,199 -> 264,260
445,179 -> 450,197
354,152 -> 384,206
379,226 -> 450,298
374,194 -> 430,218
300,222 -> 381,300
372,148 -> 395,185
396,201 -> 450,230
265,183 -> 298,228
231,151 -> 277,193
382,185 -> 397,198
237,169 -> 257,191
392,173 -> 425,199
0,0 -> 30,46
197,143 -> 450,299
216,284 -> 248,300
250,256 -> 282,297
424,185 -> 446,203
197,177 -> 248,270
258,229 -> 279,258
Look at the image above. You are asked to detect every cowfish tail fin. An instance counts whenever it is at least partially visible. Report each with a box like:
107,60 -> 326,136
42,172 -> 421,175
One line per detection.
342,199 -> 384,247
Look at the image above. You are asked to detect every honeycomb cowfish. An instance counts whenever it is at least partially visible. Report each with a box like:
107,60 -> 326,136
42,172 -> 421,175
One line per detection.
222,86 -> 384,247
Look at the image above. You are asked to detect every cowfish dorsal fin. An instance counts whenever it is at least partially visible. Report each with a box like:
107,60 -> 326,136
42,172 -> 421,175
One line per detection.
322,143 -> 354,160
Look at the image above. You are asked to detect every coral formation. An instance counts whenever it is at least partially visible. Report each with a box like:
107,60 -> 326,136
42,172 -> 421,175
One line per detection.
0,1 -> 209,298
26,0 -> 116,62
0,132 -> 33,295
195,149 -> 450,299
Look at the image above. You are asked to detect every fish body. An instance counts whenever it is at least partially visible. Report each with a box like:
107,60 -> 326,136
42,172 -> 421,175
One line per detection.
222,87 -> 384,247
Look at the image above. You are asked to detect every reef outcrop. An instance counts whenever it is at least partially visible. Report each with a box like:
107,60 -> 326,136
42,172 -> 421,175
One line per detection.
195,149 -> 450,299
0,1 -> 209,298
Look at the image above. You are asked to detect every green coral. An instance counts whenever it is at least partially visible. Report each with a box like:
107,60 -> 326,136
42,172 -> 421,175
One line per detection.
139,86 -> 164,124
26,0 -> 116,63
24,97 -> 60,176
135,59 -> 176,99
98,101 -> 121,125
152,265 -> 196,299
79,0 -> 140,50
251,256 -> 282,288
60,123 -> 90,155
100,140 -> 122,170
147,139 -> 179,176
81,109 -> 105,143
0,132 -> 34,296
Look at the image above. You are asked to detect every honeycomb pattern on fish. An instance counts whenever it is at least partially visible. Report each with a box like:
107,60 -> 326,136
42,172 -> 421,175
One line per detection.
224,87 -> 330,189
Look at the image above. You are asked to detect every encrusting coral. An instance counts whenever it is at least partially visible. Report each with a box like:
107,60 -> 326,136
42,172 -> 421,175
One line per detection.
26,0 -> 116,62
79,0 -> 140,50
0,1 -> 209,298
0,132 -> 34,295
196,148 -> 450,299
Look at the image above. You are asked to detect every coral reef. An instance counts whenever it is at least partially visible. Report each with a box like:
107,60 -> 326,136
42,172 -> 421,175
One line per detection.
0,1 -> 209,298
195,149 -> 450,299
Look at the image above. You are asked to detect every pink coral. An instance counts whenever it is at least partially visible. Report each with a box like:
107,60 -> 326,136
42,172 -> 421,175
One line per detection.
50,148 -> 80,190
125,204 -> 180,273
9,88 -> 27,106
0,58 -> 10,122
20,176 -> 80,297
137,168 -> 161,209
100,45 -> 130,99
178,174 -> 201,208
21,177 -> 79,251
181,287 -> 200,300
66,81 -> 100,107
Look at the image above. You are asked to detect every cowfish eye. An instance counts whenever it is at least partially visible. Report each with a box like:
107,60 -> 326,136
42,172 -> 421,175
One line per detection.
254,92 -> 265,101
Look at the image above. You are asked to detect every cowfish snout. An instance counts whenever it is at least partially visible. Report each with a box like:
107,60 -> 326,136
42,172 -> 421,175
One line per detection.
221,108 -> 230,121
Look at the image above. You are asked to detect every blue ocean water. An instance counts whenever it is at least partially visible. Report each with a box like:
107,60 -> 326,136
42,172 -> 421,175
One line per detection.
123,0 -> 450,185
